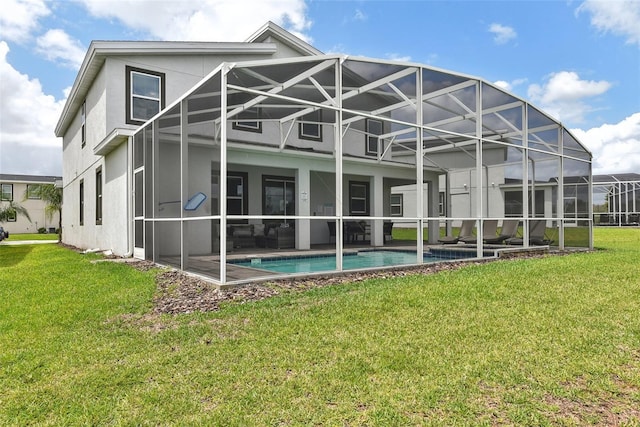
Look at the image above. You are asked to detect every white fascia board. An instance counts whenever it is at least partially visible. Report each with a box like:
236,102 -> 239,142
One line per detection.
245,21 -> 323,56
94,127 -> 135,156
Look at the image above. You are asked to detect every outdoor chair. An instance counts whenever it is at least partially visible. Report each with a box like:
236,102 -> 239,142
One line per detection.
345,221 -> 368,244
460,220 -> 499,244
484,219 -> 520,244
506,219 -> 552,245
265,223 -> 295,249
229,224 -> 255,248
383,221 -> 393,242
438,219 -> 475,244
327,221 -> 336,243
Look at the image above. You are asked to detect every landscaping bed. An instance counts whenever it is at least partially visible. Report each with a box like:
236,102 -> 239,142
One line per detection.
127,249 -> 573,315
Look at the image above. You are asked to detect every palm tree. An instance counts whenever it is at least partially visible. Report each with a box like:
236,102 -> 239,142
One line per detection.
24,184 -> 63,239
0,201 -> 31,223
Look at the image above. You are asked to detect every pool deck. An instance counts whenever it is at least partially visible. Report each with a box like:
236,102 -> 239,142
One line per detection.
158,241 -> 515,284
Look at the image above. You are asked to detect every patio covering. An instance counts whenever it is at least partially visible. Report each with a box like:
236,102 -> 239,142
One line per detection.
131,55 -> 593,285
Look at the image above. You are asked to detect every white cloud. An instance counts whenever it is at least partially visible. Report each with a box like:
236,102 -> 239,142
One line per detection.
0,41 -> 64,175
494,80 -> 511,91
36,29 -> 86,69
572,112 -> 640,174
76,0 -> 312,42
354,9 -> 367,21
488,23 -> 517,45
528,71 -> 611,124
578,0 -> 640,46
0,0 -> 50,43
493,77 -> 528,92
386,53 -> 412,62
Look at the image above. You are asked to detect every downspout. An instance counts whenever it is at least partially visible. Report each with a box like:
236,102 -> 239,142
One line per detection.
124,135 -> 133,257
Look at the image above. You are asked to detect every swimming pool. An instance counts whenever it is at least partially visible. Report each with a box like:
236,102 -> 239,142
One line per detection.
229,250 -> 472,274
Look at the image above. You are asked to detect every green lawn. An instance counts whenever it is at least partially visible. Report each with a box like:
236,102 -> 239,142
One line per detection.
4,233 -> 59,241
1,228 -> 639,425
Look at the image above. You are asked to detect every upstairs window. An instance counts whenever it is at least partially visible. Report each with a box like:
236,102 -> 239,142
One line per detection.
232,107 -> 262,133
299,110 -> 322,141
365,118 -> 383,156
81,100 -> 86,148
126,66 -> 165,124
27,184 -> 41,199
1,183 -> 13,201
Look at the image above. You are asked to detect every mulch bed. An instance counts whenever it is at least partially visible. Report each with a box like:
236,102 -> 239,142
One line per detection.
135,251 -> 569,315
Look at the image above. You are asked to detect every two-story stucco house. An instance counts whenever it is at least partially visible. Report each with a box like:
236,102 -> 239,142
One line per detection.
55,22 -> 321,255
56,22 -> 593,286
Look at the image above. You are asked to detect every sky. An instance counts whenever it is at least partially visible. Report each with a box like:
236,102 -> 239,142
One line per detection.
0,0 -> 639,177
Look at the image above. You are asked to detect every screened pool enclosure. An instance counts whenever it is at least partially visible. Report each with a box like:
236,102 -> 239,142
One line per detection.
132,56 -> 592,285
592,174 -> 640,226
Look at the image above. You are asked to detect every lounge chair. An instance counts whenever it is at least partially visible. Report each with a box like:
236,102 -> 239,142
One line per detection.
484,219 -> 519,244
327,221 -> 336,243
506,219 -> 552,245
438,219 -> 475,244
460,219 -> 500,244
345,221 -> 368,243
383,221 -> 393,242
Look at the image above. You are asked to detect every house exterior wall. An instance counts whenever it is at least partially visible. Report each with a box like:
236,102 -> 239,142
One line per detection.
62,65 -> 107,250
61,44 -> 301,254
103,143 -> 129,253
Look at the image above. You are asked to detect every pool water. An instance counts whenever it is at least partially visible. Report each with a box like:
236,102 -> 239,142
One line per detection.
230,250 -> 467,274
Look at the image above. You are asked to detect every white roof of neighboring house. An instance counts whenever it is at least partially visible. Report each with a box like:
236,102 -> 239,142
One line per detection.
55,21 -> 320,138
0,174 -> 61,183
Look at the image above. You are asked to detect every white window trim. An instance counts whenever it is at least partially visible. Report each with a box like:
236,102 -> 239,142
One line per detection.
390,194 -> 403,216
130,71 -> 161,122
299,111 -> 322,141
349,182 -> 369,215
1,183 -> 13,201
365,118 -> 383,156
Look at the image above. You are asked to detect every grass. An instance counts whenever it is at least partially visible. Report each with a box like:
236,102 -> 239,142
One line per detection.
4,233 -> 59,241
1,228 -> 639,425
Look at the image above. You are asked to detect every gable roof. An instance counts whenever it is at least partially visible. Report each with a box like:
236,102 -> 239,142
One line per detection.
56,23 -> 323,138
245,21 -> 322,56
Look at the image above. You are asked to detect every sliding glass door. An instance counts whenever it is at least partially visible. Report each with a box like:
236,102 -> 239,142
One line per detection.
263,176 -> 295,217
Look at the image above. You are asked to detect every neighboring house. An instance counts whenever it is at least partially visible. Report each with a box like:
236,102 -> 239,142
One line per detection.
0,174 -> 61,234
57,22 -> 593,286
